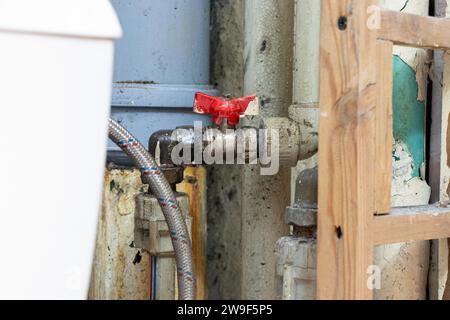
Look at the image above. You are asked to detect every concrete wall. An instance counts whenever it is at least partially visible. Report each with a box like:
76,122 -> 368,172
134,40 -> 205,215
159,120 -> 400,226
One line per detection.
209,0 -> 294,300
207,0 -> 245,300
240,0 -> 294,299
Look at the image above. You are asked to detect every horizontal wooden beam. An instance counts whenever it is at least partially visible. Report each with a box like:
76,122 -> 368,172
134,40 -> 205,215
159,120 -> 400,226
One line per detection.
378,10 -> 450,49
373,205 -> 450,245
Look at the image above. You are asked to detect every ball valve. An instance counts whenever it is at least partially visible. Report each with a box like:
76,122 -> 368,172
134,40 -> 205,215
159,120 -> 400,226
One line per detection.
193,92 -> 259,128
193,93 -> 301,168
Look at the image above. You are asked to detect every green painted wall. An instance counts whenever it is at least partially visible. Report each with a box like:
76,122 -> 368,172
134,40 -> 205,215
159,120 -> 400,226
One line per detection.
393,55 -> 426,177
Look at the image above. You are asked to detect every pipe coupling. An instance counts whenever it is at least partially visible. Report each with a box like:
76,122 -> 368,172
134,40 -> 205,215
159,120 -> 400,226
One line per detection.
263,117 -> 301,168
288,104 -> 319,160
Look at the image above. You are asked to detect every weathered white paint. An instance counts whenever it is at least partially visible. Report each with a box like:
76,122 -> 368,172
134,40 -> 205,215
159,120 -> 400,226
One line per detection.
374,241 -> 430,300
275,237 -> 316,300
391,143 -> 431,206
380,0 -> 430,101
89,170 -> 150,300
440,50 -> 450,202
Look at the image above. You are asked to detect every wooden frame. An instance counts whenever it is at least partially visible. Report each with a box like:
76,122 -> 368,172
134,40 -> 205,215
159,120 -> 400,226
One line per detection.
317,0 -> 450,300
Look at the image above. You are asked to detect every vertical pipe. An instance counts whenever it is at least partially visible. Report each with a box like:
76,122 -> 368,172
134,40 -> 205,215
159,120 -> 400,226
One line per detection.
241,0 -> 294,299
274,0 -> 320,300
244,0 -> 294,117
289,0 -> 321,159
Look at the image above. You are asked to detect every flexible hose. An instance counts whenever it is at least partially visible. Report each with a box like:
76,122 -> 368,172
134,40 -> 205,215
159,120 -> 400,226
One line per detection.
108,118 -> 196,300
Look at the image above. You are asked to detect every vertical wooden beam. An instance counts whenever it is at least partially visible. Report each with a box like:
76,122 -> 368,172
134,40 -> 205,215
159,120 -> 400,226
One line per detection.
317,0 -> 377,300
375,39 -> 393,215
177,167 -> 208,300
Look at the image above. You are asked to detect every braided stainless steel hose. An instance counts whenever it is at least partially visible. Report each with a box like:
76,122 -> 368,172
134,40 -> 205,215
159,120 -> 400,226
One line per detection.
108,118 -> 196,300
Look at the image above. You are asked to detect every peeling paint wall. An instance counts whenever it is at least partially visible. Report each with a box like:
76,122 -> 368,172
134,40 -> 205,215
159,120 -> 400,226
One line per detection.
289,0 -> 433,300
440,1 -> 450,204
89,169 -> 150,300
373,0 -> 431,300
392,143 -> 431,206
393,56 -> 428,178
443,66 -> 450,200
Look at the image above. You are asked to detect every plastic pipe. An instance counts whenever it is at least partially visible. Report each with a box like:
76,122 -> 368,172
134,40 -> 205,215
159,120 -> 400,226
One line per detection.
289,0 -> 321,159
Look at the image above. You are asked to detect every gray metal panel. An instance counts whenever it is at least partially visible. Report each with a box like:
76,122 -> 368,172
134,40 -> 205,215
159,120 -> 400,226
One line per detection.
108,0 -> 217,161
112,83 -> 217,108
111,0 -> 210,85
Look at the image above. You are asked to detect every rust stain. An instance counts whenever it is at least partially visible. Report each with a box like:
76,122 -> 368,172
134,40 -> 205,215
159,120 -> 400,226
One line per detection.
177,166 -> 207,300
89,169 -> 150,300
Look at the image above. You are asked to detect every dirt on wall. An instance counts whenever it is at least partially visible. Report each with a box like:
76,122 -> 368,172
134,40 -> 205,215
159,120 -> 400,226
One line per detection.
207,0 -> 246,300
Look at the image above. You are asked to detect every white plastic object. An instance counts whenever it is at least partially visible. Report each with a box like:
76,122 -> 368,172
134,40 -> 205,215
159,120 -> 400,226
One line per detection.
0,0 -> 121,299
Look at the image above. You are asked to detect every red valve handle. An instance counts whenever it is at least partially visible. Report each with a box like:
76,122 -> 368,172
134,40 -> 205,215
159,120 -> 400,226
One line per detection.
193,92 -> 257,126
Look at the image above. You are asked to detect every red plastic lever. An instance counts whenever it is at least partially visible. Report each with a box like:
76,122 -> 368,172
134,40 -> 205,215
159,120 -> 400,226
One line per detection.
194,92 -> 257,126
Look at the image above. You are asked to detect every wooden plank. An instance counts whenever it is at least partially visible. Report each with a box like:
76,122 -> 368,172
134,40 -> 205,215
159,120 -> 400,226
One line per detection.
317,0 -> 377,300
375,40 -> 393,215
373,205 -> 450,245
177,167 -> 208,300
378,10 -> 450,50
